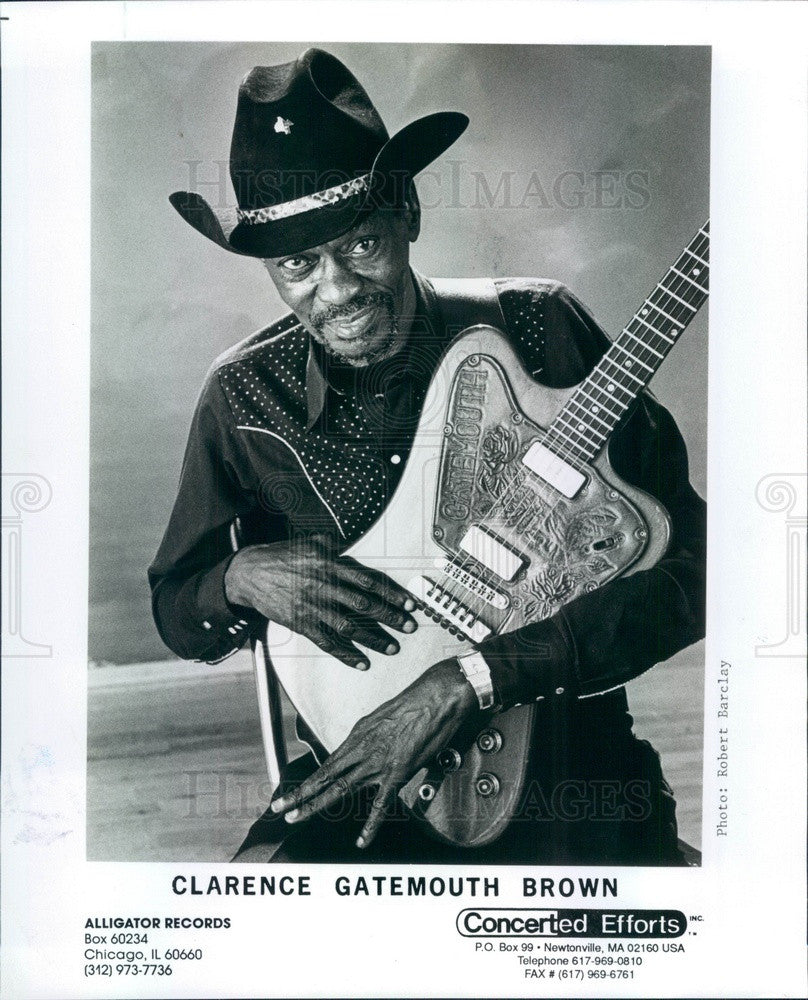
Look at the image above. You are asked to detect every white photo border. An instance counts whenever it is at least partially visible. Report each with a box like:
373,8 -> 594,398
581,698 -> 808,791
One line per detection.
1,3 -> 806,999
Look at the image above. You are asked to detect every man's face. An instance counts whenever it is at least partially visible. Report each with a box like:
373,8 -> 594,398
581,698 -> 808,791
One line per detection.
263,203 -> 420,366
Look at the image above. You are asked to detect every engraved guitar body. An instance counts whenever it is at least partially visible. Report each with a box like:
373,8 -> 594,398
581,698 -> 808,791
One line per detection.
266,224 -> 709,847
267,330 -> 670,846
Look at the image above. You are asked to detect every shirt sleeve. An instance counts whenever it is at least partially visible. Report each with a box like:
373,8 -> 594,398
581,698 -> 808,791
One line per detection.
148,369 -> 264,662
478,282 -> 707,709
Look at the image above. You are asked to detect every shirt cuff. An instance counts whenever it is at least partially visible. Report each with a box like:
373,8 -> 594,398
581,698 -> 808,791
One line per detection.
477,612 -> 578,711
192,554 -> 253,659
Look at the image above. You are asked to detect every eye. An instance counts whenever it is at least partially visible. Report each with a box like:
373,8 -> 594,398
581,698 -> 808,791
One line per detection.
278,255 -> 313,273
344,237 -> 378,258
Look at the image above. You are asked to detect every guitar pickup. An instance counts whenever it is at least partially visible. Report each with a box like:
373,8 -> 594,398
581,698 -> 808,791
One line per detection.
522,441 -> 586,498
459,525 -> 525,582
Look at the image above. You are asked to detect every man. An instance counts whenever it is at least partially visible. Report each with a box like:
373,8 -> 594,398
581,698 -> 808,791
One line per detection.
150,47 -> 706,864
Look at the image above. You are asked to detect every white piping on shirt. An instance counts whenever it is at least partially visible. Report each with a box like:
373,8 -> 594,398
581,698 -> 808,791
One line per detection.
236,424 -> 347,538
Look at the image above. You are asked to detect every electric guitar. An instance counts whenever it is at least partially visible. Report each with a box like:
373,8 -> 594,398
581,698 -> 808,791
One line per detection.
265,222 -> 710,846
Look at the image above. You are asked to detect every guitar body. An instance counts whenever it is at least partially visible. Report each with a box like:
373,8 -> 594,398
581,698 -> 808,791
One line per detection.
266,325 -> 671,847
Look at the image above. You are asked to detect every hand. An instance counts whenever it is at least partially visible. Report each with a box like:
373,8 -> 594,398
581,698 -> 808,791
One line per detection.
224,532 -> 417,669
270,658 -> 479,848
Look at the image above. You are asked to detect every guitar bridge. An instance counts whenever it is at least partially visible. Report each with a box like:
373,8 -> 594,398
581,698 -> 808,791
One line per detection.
435,558 -> 510,610
406,576 -> 492,643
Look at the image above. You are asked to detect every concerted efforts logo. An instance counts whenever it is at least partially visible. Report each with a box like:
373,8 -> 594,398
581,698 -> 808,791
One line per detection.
456,909 -> 686,938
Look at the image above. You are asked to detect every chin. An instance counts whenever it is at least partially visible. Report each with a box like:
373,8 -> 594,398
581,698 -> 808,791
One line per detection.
326,325 -> 397,367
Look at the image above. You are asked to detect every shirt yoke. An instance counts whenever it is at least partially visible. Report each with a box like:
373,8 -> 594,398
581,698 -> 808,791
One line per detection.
208,311 -> 312,435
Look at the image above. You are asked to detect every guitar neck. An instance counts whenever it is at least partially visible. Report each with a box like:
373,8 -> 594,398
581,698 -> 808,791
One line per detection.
543,221 -> 709,465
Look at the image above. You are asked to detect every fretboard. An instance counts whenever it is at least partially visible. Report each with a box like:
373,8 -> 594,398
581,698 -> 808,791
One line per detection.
543,221 -> 709,466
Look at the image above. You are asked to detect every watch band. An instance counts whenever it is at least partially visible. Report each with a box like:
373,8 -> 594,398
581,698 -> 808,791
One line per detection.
457,650 -> 498,711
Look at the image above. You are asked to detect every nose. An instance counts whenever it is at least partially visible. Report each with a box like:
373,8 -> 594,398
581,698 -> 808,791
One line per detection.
315,255 -> 363,309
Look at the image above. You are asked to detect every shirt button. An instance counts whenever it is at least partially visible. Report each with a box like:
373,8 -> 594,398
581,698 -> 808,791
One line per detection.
390,454 -> 401,465
202,620 -> 212,630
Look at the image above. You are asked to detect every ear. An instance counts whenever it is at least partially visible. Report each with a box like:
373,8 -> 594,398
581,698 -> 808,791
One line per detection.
403,180 -> 421,242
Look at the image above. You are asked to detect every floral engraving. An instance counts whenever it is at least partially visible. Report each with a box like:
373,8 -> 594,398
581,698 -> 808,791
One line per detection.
478,425 -> 519,500
522,566 -> 577,621
565,508 -> 619,558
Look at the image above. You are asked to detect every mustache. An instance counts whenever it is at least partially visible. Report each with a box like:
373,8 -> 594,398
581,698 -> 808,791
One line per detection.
311,292 -> 393,331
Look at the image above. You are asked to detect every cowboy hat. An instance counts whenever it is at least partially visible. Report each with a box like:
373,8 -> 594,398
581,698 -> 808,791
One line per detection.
169,48 -> 468,258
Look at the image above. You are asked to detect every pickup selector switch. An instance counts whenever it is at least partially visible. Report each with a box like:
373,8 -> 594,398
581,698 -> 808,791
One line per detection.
476,729 -> 503,754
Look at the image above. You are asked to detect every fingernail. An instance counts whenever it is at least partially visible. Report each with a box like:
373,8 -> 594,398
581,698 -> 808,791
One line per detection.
357,660 -> 369,671
270,799 -> 285,813
356,836 -> 366,849
385,643 -> 398,655
403,619 -> 417,633
403,598 -> 416,612
285,809 -> 300,823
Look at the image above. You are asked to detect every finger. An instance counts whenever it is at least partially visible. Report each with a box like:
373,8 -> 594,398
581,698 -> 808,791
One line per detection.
356,784 -> 396,849
308,623 -> 370,671
283,773 -> 359,824
336,558 -> 417,614
326,612 -> 400,657
328,582 -> 417,635
271,759 -> 339,814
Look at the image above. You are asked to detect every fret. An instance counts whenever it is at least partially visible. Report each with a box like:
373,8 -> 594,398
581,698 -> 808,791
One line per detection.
588,385 -> 635,412
633,315 -> 675,344
545,220 -> 709,465
577,385 -> 624,420
682,246 -> 709,269
614,350 -> 654,375
655,283 -> 697,311
587,377 -> 633,408
600,359 -> 646,384
671,265 -> 708,294
566,398 -> 613,432
698,226 -> 709,238
546,425 -> 588,458
623,330 -> 663,359
642,301 -> 683,328
556,412 -> 606,444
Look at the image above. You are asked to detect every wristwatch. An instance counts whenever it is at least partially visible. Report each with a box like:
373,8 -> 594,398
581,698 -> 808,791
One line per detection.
457,650 -> 500,712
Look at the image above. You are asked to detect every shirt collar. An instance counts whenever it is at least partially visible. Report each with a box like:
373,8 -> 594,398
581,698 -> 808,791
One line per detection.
303,269 -> 439,430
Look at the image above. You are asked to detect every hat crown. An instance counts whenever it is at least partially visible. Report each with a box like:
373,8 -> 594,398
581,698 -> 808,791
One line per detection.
230,48 -> 389,210
170,47 -> 468,258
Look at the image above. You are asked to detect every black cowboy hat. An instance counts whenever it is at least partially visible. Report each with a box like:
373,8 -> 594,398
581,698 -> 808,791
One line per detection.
169,48 -> 468,258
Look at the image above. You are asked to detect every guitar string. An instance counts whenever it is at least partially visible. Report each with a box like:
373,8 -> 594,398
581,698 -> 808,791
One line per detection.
464,225 -> 710,579
430,224 -> 709,637
486,224 -> 709,499
432,225 -> 710,622
448,223 -> 710,606
538,229 -> 710,474
545,225 -> 710,466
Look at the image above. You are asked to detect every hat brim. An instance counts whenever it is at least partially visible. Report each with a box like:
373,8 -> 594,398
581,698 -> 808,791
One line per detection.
169,111 -> 468,258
